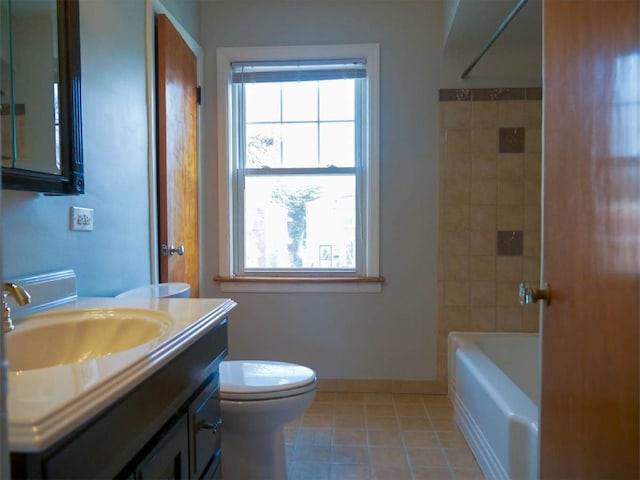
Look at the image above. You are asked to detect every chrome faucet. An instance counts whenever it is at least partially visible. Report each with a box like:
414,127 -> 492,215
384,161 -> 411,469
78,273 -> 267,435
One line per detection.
2,283 -> 31,332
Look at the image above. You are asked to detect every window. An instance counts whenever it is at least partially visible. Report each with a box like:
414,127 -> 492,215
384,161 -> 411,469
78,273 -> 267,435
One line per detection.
216,45 -> 380,292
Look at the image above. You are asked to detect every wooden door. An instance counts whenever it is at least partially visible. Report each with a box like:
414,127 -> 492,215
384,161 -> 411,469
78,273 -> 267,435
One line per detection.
540,1 -> 639,478
157,14 -> 199,297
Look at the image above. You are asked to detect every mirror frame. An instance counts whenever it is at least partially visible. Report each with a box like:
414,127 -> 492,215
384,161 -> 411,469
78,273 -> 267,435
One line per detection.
2,0 -> 83,194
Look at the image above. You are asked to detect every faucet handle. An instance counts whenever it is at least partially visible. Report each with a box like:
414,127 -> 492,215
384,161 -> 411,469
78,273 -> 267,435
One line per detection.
3,283 -> 31,306
2,283 -> 31,332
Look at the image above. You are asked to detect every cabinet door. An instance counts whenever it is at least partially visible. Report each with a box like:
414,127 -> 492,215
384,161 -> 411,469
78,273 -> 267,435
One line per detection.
136,416 -> 189,480
189,376 -> 222,479
200,454 -> 221,480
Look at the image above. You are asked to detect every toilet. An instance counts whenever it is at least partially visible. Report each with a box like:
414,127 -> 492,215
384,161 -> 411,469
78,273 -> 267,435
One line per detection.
220,360 -> 316,480
117,283 -> 317,480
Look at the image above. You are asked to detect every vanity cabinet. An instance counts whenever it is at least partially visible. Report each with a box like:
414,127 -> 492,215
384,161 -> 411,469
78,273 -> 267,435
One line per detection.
128,372 -> 222,480
10,318 -> 228,480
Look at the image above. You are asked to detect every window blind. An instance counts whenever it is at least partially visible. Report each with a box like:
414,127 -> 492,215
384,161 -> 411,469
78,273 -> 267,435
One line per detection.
231,59 -> 367,83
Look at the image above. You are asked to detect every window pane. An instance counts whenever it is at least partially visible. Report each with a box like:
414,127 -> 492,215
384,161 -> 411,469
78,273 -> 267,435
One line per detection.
319,122 -> 355,167
245,83 -> 281,122
246,123 -> 281,168
319,79 -> 355,121
282,123 -> 318,167
244,175 -> 356,270
282,81 -> 318,121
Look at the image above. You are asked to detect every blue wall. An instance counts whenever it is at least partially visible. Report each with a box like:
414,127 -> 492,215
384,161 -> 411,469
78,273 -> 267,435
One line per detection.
1,0 -> 199,297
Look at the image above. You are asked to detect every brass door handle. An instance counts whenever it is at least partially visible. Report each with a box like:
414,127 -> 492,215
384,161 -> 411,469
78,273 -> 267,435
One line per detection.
519,282 -> 551,306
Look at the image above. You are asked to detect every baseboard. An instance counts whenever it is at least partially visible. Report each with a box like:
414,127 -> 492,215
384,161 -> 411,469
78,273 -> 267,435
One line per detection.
316,378 -> 447,394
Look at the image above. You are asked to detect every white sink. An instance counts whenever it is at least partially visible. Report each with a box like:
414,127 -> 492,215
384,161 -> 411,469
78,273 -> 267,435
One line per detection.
6,308 -> 173,372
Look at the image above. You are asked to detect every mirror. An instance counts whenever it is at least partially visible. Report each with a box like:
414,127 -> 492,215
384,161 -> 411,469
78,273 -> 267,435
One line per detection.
1,0 -> 83,194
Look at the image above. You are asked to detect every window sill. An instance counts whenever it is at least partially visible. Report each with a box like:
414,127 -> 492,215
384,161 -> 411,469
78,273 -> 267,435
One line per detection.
213,275 -> 385,293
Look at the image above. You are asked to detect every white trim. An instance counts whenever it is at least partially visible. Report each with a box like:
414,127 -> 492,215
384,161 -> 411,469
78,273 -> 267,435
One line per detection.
216,44 -> 381,286
144,0 -> 158,282
364,45 -> 380,277
217,48 -> 234,277
218,281 -> 382,294
145,0 -> 203,285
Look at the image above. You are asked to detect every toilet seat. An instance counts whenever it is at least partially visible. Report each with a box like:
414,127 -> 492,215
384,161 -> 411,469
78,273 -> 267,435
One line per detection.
220,360 -> 317,401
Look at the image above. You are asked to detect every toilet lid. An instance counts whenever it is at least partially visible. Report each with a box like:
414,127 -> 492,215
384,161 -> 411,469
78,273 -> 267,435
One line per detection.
116,282 -> 191,298
220,360 -> 316,400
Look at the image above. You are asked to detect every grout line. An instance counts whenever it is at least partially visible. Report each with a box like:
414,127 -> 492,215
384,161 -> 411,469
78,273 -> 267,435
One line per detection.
287,394 -> 479,480
425,402 -> 457,479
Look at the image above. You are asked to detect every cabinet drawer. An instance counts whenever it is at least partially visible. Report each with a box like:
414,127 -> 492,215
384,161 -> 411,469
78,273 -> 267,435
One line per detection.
190,376 -> 222,479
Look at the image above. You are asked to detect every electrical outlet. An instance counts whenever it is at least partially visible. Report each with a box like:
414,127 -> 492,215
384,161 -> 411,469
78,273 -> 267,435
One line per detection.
70,206 -> 94,231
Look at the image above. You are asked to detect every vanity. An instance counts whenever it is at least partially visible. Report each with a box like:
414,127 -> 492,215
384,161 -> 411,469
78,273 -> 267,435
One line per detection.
6,296 -> 236,479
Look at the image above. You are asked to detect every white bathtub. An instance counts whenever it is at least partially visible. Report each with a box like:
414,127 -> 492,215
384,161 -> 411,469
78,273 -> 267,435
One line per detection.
448,332 -> 539,480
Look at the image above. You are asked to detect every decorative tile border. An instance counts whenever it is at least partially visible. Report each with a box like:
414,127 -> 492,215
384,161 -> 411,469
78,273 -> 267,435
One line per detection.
1,103 -> 26,115
525,87 -> 543,100
439,87 -> 542,102
439,89 -> 471,102
472,88 -> 525,101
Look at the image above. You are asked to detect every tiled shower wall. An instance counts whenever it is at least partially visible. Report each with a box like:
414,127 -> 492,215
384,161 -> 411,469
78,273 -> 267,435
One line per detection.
437,87 -> 542,384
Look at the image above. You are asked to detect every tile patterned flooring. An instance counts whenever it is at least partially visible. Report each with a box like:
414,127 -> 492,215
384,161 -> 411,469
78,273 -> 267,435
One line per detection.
284,392 -> 484,480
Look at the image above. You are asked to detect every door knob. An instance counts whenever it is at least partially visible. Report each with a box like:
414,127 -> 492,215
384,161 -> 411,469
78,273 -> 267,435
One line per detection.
161,244 -> 185,256
519,282 -> 551,306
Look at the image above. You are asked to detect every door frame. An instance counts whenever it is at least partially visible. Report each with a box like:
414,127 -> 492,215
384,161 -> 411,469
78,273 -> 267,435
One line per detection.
144,0 -> 203,284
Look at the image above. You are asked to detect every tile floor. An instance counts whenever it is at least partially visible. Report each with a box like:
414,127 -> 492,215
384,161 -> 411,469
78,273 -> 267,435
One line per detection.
285,392 -> 484,480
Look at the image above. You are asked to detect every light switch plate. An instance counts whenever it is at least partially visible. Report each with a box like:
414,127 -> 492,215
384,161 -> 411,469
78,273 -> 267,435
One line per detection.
70,206 -> 94,231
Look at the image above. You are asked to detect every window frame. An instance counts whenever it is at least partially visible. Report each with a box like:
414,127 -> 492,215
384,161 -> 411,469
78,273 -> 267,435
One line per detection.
216,44 -> 381,293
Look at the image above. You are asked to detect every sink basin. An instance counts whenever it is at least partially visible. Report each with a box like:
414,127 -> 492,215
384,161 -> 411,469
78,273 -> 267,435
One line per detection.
6,308 -> 173,372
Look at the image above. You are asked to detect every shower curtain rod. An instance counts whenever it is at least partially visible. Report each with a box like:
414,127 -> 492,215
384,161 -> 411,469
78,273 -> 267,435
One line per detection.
461,0 -> 529,79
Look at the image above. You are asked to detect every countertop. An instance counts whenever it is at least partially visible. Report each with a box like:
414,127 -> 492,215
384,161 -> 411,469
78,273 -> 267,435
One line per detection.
7,296 -> 236,452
